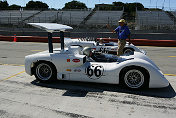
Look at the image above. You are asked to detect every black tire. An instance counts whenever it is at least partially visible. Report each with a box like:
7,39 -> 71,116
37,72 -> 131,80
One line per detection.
120,66 -> 149,89
123,48 -> 134,54
34,61 -> 57,83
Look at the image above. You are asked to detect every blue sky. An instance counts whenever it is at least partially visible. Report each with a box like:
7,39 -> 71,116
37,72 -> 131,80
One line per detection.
6,0 -> 176,10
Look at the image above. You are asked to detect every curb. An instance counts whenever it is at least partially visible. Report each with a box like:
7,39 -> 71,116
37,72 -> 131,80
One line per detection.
0,35 -> 176,47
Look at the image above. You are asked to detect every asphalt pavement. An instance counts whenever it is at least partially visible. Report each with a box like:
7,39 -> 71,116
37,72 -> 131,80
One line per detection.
0,41 -> 176,118
0,41 -> 175,74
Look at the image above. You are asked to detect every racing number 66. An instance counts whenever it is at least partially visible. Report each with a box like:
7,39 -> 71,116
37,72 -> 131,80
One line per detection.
86,65 -> 104,79
94,66 -> 102,77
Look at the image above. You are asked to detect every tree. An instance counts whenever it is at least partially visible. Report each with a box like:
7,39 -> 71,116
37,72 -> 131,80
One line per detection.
135,3 -> 145,10
0,0 -> 9,10
9,4 -> 21,10
63,0 -> 87,9
26,1 -> 49,10
97,2 -> 144,11
113,2 -> 124,7
97,4 -> 122,11
124,2 -> 144,12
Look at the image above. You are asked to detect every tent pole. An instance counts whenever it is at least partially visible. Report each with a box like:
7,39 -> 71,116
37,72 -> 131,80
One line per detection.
48,32 -> 53,53
60,31 -> 64,50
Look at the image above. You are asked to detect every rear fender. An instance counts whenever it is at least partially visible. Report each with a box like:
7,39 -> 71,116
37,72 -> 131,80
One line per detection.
115,59 -> 169,88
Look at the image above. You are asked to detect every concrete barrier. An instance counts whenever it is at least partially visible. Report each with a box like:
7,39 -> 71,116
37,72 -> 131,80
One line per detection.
0,35 -> 13,41
97,38 -> 176,47
0,35 -> 61,43
0,35 -> 176,47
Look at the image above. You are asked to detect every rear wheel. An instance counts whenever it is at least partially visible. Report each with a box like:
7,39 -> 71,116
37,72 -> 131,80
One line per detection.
34,62 -> 57,82
123,48 -> 134,54
120,67 -> 149,89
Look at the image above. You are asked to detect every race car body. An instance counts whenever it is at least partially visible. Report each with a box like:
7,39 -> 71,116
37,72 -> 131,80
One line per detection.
65,38 -> 146,55
25,23 -> 169,89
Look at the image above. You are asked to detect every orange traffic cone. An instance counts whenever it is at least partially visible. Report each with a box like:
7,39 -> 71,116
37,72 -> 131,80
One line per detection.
13,34 -> 17,42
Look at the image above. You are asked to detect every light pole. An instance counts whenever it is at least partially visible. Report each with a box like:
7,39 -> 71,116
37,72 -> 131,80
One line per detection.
61,11 -> 63,24
57,11 -> 59,23
156,0 -> 159,9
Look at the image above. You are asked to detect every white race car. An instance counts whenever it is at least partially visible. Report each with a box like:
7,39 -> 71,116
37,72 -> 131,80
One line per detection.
65,37 -> 146,55
25,23 -> 169,89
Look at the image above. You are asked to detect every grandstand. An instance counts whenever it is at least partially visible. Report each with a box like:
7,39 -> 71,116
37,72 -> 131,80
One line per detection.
23,10 -> 123,26
57,10 -> 91,25
0,10 -> 123,26
86,11 -> 123,26
136,10 -> 174,29
0,10 -> 40,24
26,11 -> 58,23
171,11 -> 176,17
0,9 -> 176,30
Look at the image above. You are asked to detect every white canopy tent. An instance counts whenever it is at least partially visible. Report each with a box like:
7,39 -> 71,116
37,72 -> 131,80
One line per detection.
28,23 -> 73,53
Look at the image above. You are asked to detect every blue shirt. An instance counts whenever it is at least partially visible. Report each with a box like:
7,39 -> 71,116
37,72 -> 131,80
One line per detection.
115,25 -> 130,39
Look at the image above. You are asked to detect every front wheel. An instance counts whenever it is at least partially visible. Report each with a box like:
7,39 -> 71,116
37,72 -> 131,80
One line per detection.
34,62 -> 57,82
120,67 -> 149,89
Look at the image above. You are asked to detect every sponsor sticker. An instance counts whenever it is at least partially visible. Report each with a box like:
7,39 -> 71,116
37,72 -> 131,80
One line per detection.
72,59 -> 80,63
67,59 -> 70,62
74,69 -> 81,72
66,69 -> 71,72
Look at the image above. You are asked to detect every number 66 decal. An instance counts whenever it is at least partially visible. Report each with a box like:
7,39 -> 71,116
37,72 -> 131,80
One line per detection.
86,64 -> 104,79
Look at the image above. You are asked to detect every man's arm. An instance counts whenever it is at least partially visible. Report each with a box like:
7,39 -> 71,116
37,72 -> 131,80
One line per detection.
125,26 -> 131,44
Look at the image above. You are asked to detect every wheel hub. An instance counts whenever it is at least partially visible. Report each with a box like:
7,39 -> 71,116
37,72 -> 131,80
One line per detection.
36,63 -> 52,80
124,69 -> 144,88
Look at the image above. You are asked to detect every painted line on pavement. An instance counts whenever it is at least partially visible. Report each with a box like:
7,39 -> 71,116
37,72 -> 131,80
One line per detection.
31,50 -> 43,52
164,74 -> 176,76
0,63 -> 24,66
138,46 -> 176,48
0,71 -> 25,82
168,56 -> 176,57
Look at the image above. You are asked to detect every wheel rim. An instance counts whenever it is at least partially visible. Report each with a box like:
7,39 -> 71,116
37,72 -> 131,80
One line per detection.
124,49 -> 133,54
36,63 -> 52,81
124,69 -> 144,88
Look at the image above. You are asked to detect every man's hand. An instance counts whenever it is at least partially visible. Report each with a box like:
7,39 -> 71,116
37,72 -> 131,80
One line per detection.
112,30 -> 116,33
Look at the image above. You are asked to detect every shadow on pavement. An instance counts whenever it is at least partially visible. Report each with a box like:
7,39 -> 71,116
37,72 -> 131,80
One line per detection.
31,80 -> 176,98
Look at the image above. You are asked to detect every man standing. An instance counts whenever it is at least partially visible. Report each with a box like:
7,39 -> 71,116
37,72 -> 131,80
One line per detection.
107,19 -> 131,56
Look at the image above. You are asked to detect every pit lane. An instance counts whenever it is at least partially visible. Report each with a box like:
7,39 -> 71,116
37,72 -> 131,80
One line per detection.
0,41 -> 176,118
